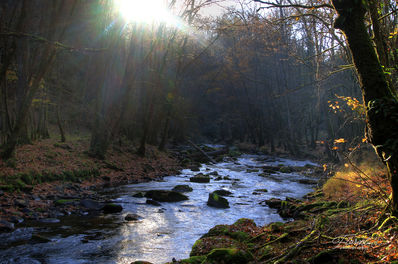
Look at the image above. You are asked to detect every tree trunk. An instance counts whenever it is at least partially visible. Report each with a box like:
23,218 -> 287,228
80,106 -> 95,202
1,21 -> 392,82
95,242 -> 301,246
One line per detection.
332,0 -> 398,214
56,105 -> 66,142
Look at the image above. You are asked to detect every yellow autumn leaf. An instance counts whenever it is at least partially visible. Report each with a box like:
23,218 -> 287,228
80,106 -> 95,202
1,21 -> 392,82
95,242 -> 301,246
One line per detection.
334,138 -> 346,144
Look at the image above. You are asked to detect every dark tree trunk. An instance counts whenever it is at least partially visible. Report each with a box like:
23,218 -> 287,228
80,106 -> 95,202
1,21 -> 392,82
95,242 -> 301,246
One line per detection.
56,105 -> 66,142
332,0 -> 398,214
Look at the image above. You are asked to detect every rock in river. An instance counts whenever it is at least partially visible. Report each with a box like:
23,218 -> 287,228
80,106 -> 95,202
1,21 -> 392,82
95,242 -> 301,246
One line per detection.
207,191 -> 230,208
213,189 -> 233,196
190,174 -> 210,183
172,185 -> 193,193
102,203 -> 123,214
0,220 -> 14,232
144,190 -> 189,202
146,199 -> 161,206
125,213 -> 141,221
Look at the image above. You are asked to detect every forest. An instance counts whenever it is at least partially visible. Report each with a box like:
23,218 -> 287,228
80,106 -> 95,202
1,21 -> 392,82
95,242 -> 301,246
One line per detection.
0,0 -> 397,263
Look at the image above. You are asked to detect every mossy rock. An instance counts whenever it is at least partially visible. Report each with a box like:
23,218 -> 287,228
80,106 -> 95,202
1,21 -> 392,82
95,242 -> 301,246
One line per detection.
213,189 -> 232,196
296,201 -> 327,212
102,203 -> 123,214
132,192 -> 145,198
54,199 -> 78,206
204,248 -> 254,264
201,220 -> 254,242
207,192 -> 229,208
172,185 -> 193,193
279,166 -> 293,173
176,256 -> 206,264
190,237 -> 243,257
130,261 -> 153,264
233,218 -> 256,227
190,175 -> 210,183
246,168 -> 259,173
269,222 -> 285,232
144,190 -> 189,202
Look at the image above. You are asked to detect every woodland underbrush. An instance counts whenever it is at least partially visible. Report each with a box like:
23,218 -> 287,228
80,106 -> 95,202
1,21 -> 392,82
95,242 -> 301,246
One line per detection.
0,136 -> 180,222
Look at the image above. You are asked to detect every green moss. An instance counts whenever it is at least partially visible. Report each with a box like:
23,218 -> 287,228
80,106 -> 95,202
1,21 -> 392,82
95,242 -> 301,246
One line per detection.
54,199 -> 78,206
204,248 -> 254,264
233,218 -> 256,226
190,239 -> 204,256
0,185 -> 14,192
178,256 -> 206,264
230,231 -> 250,242
269,222 -> 284,232
259,245 -> 273,260
279,166 -> 293,173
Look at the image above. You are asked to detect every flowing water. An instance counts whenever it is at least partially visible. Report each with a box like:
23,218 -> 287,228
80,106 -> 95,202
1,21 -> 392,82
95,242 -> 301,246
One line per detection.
0,154 -> 318,264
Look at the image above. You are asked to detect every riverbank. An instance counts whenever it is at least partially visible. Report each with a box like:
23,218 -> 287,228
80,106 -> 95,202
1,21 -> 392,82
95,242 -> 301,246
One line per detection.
173,162 -> 398,263
0,138 -> 180,229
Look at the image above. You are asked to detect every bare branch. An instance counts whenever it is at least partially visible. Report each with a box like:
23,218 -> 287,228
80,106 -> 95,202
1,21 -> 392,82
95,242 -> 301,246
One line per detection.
254,0 -> 333,10
0,31 -> 106,52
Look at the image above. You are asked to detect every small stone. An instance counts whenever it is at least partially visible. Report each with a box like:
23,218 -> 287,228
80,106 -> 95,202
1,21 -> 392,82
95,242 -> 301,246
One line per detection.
125,213 -> 141,221
190,175 -> 210,183
254,189 -> 268,193
0,220 -> 14,232
132,192 -> 145,198
39,218 -> 60,224
32,234 -> 51,243
15,199 -> 27,208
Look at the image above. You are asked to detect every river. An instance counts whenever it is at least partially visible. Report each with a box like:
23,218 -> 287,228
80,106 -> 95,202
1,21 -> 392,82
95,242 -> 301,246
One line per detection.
0,154 -> 318,264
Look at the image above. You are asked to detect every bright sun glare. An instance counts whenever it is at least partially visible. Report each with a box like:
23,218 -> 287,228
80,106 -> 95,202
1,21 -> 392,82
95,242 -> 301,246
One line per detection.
115,0 -> 179,26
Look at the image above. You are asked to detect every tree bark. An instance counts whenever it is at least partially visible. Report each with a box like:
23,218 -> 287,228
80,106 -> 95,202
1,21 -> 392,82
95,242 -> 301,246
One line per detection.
332,0 -> 398,214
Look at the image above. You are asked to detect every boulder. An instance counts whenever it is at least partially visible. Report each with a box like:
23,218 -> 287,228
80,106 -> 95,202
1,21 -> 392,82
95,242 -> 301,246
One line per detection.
125,213 -> 141,221
298,179 -> 318,185
132,192 -> 145,198
264,198 -> 283,209
213,189 -> 233,196
246,168 -> 259,173
207,192 -> 230,208
190,175 -> 210,183
172,185 -> 193,193
254,189 -> 268,193
144,190 -> 189,202
130,261 -> 153,264
207,171 -> 219,176
146,199 -> 161,206
205,248 -> 254,264
102,203 -> 123,214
